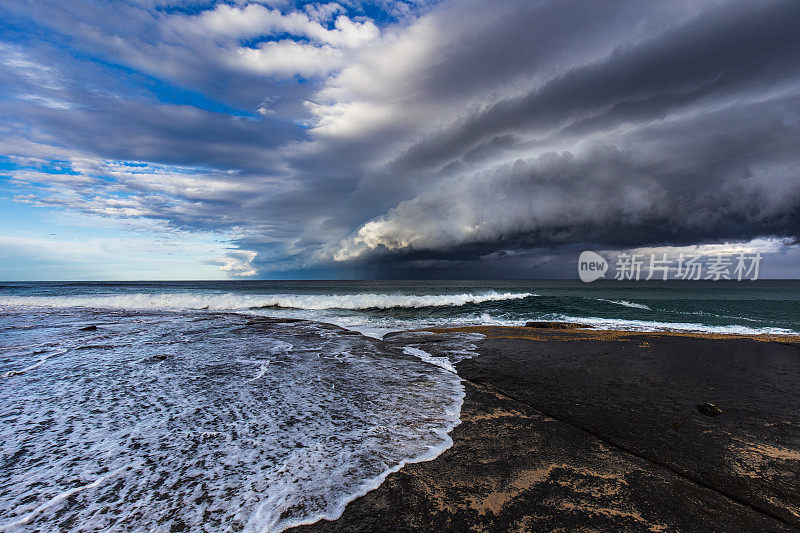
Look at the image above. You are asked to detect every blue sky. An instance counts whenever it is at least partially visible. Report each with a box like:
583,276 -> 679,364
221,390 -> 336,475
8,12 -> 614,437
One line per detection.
1,0 -> 799,279
0,0 -> 420,279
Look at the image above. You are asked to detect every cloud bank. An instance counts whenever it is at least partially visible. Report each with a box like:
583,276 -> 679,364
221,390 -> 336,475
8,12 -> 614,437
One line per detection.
1,0 -> 799,277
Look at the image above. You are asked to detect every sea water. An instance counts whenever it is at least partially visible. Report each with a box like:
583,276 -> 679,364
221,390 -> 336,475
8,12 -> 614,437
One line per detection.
1,280 -> 798,531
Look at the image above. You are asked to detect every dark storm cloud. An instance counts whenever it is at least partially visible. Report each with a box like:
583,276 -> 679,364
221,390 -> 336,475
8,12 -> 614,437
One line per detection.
342,92 -> 800,251
327,0 -> 800,272
386,0 -> 800,177
2,0 -> 800,277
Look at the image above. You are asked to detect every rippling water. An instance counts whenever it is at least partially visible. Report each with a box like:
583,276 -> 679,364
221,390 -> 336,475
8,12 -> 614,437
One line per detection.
1,280 -> 798,531
0,308 -> 471,532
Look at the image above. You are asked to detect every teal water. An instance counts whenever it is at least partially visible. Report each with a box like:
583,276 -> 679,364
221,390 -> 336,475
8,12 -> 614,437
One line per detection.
1,280 -> 798,335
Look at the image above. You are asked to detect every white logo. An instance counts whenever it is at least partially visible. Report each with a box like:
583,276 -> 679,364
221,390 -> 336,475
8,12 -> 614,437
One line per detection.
578,251 -> 608,282
580,251 -> 762,281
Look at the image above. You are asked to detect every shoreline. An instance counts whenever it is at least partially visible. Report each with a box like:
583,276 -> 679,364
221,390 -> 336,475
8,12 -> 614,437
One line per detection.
290,324 -> 800,532
422,322 -> 800,343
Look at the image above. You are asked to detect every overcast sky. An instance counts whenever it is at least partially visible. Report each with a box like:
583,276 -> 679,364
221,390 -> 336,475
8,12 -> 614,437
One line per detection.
1,0 -> 799,279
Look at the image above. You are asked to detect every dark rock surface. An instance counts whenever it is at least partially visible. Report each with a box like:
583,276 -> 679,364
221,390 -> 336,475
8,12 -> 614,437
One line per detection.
290,328 -> 800,532
457,329 -> 800,527
697,402 -> 724,417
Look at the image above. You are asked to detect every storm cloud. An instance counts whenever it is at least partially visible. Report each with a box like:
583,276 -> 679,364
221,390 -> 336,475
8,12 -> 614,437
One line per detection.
1,0 -> 799,277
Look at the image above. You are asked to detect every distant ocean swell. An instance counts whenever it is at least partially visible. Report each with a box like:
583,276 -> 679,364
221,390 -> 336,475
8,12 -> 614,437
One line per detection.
1,289 -> 797,337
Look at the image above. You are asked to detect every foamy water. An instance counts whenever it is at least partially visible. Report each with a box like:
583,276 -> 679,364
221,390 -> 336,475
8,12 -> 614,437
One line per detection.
0,309 -> 464,532
552,314 -> 798,336
597,298 -> 651,310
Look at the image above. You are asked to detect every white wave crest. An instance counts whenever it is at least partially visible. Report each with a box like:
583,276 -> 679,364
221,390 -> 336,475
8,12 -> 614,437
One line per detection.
555,315 -> 798,336
597,298 -> 651,310
0,291 -> 533,311
0,467 -> 126,532
3,348 -> 68,378
402,346 -> 457,373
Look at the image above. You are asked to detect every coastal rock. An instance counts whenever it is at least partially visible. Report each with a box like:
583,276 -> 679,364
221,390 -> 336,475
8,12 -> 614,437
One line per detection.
524,321 -> 590,329
79,325 -> 98,331
291,381 -> 793,533
697,402 -> 723,417
453,331 -> 800,526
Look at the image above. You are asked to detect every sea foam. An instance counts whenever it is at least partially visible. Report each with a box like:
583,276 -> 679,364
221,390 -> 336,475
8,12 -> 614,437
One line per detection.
0,309 -> 465,533
553,314 -> 798,336
596,298 -> 651,310
0,291 -> 533,311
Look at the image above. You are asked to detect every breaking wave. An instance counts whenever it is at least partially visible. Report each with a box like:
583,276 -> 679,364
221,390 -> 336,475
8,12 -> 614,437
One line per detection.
597,298 -> 651,310
0,291 -> 534,311
554,315 -> 798,336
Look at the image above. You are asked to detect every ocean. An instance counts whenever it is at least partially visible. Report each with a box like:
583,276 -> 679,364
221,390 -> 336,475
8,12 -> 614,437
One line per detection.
1,280 -> 798,531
